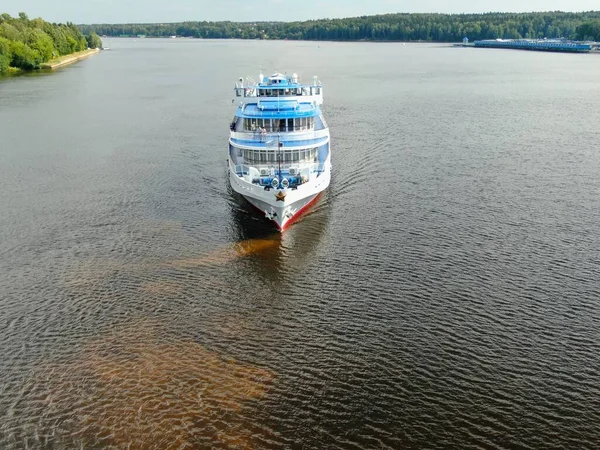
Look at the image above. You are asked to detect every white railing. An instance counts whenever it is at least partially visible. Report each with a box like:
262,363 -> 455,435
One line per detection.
230,129 -> 329,142
232,161 -> 326,180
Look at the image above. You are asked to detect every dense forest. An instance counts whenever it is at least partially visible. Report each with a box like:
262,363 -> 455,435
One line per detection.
0,12 -> 102,75
79,11 -> 600,42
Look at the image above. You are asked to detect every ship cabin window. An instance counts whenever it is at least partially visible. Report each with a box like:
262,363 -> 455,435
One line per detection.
259,88 -> 284,97
293,117 -> 314,131
243,118 -> 258,131
242,116 -> 314,132
259,88 -> 301,97
242,147 -> 318,165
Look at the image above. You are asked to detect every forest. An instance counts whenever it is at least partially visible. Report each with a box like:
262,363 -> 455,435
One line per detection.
0,12 -> 102,75
78,11 -> 600,42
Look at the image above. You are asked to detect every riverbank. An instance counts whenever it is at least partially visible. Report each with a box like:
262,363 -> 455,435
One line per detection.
41,48 -> 100,70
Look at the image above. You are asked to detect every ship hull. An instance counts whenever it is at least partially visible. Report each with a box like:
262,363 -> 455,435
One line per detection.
229,157 -> 330,230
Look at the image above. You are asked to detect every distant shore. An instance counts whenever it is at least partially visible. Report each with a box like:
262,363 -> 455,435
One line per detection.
41,48 -> 100,70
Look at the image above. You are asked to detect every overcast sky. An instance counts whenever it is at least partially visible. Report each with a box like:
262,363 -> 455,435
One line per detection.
3,0 -> 599,24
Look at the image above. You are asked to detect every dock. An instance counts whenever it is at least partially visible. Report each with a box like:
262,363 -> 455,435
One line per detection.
472,39 -> 593,53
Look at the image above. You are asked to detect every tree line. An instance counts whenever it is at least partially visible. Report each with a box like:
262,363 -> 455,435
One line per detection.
0,12 -> 102,75
78,12 -> 600,42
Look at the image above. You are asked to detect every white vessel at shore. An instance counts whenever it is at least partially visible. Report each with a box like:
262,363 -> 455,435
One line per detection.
228,72 -> 331,230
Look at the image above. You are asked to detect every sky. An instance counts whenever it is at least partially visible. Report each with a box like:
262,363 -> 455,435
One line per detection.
3,0 -> 599,24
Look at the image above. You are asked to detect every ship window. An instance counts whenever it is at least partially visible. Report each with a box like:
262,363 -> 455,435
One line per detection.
244,118 -> 259,131
287,118 -> 293,131
284,151 -> 291,163
292,151 -> 299,162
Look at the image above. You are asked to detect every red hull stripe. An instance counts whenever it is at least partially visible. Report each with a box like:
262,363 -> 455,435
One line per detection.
244,193 -> 323,231
280,192 -> 322,230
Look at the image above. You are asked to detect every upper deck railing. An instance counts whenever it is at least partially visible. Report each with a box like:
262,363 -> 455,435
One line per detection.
230,128 -> 329,143
234,73 -> 323,101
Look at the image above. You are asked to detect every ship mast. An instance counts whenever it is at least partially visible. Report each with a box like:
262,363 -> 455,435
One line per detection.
277,135 -> 282,187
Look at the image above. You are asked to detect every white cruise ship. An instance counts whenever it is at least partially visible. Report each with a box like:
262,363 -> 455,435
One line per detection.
228,72 -> 331,230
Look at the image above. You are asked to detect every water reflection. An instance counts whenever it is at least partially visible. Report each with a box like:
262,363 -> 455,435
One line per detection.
228,191 -> 331,276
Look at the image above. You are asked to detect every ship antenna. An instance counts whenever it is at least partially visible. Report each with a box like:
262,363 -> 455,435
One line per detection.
278,135 -> 282,186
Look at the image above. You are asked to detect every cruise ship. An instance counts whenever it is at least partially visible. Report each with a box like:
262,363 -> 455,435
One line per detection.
228,72 -> 331,230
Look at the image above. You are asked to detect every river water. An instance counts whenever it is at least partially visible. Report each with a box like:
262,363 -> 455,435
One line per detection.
1,39 -> 599,449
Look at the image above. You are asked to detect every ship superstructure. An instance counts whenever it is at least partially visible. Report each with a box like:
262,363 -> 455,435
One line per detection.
228,72 -> 331,230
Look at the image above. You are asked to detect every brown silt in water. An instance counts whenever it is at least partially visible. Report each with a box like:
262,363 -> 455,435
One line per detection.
29,321 -> 275,449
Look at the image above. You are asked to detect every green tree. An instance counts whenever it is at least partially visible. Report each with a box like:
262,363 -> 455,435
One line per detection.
26,28 -> 54,61
576,20 -> 600,40
0,12 -> 99,73
86,31 -> 102,48
0,36 -> 11,74
9,40 -> 40,70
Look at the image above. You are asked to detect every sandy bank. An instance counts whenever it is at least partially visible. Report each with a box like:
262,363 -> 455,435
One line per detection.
41,48 -> 100,70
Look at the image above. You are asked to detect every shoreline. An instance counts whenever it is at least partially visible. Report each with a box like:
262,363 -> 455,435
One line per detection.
41,48 -> 100,70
